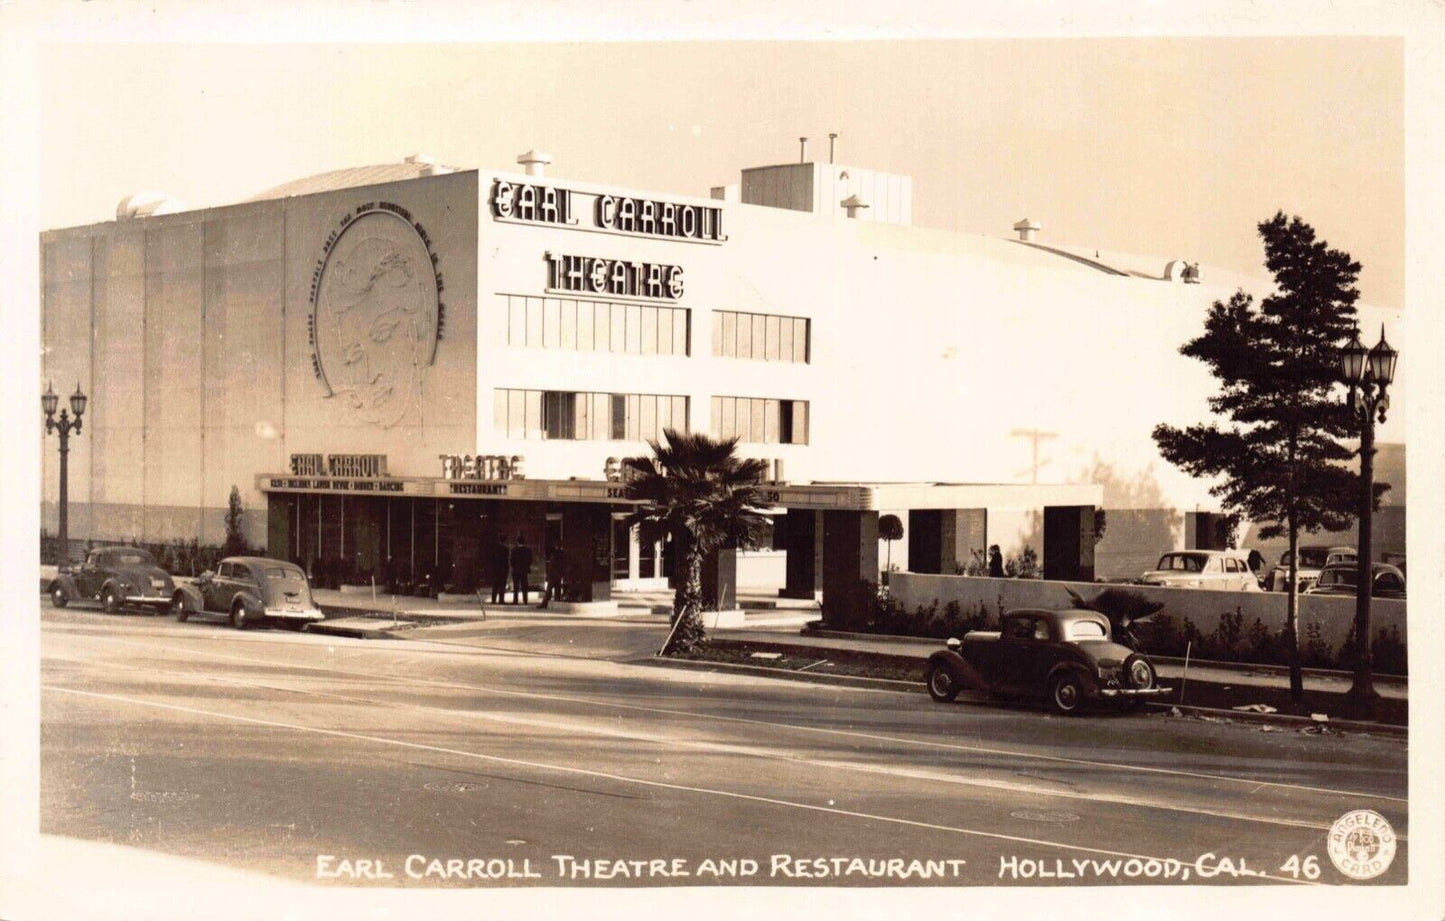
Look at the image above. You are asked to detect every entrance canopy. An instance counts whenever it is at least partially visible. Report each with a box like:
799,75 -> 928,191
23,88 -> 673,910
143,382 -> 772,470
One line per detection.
256,473 -> 1100,511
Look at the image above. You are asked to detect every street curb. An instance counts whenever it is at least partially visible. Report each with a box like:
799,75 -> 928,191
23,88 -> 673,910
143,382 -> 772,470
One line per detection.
799,625 -> 940,646
304,622 -> 406,640
628,655 -> 925,693
1144,701 -> 1408,736
639,652 -> 1408,734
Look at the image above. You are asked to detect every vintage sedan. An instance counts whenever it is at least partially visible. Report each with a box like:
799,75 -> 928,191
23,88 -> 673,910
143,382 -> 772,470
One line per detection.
925,609 -> 1170,715
1265,545 -> 1356,593
1305,562 -> 1406,600
48,546 -> 175,614
171,557 -> 325,629
1139,550 -> 1264,591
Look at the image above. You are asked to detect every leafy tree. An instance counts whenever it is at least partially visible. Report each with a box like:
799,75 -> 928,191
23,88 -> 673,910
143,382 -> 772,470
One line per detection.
1152,212 -> 1385,704
624,429 -> 772,656
878,514 -> 904,574
223,485 -> 247,557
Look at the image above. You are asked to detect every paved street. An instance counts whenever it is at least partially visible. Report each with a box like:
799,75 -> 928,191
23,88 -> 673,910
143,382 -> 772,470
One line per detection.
39,607 -> 1408,889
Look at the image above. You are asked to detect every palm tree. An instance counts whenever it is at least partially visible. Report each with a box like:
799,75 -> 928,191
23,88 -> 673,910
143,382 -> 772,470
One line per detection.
623,429 -> 772,656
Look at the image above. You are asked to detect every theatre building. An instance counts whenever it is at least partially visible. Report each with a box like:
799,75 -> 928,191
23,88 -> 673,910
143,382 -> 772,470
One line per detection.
39,148 -> 1404,612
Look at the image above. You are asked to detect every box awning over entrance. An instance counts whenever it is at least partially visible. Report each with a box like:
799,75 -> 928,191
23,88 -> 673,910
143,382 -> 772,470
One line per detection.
257,473 -> 1101,510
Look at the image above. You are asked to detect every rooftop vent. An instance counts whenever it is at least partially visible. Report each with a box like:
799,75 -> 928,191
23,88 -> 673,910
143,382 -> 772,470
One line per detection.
1013,218 -> 1041,242
517,149 -> 552,178
829,132 -> 838,164
404,153 -> 448,177
799,137 -> 809,163
116,192 -> 187,220
1164,260 -> 1203,283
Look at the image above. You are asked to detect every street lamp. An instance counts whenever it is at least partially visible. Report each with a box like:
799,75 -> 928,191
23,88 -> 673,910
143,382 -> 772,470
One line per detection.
1338,326 -> 1396,703
42,382 -> 87,566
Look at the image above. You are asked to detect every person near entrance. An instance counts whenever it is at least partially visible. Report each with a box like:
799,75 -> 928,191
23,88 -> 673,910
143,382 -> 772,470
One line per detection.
988,545 -> 1005,578
539,543 -> 564,609
510,535 -> 534,605
488,536 -> 511,604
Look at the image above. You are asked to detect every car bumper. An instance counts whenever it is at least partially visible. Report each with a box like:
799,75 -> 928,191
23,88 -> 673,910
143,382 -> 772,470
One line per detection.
262,608 -> 325,622
1096,686 -> 1172,698
123,594 -> 171,606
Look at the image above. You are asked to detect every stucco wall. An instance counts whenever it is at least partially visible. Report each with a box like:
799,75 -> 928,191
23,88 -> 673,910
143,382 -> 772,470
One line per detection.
41,171 -> 478,546
890,572 -> 1405,651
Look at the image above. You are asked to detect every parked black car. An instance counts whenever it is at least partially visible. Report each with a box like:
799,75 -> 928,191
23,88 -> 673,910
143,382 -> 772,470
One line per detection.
1306,562 -> 1406,600
926,608 -> 1170,715
48,546 -> 175,614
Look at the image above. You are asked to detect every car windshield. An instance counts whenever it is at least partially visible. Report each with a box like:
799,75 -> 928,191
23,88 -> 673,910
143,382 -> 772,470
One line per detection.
109,550 -> 157,567
1156,553 -> 1207,572
1318,568 -> 1356,587
1297,548 -> 1331,568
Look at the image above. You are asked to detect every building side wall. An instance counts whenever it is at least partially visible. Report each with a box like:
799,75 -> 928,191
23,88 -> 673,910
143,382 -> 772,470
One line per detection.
40,171 -> 479,547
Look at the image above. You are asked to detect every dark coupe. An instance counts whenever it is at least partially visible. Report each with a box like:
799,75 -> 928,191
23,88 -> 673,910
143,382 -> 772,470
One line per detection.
926,608 -> 1170,715
48,546 -> 175,614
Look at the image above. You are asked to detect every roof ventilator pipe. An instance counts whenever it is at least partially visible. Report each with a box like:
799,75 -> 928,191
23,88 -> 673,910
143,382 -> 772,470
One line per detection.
517,149 -> 552,178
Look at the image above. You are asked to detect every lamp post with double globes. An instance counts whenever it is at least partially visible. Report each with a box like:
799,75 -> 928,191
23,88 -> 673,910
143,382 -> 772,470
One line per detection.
1338,327 -> 1397,704
42,383 -> 88,565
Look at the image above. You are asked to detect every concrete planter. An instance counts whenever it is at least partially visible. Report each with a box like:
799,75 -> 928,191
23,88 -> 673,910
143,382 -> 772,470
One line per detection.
701,609 -> 746,629
542,600 -> 622,616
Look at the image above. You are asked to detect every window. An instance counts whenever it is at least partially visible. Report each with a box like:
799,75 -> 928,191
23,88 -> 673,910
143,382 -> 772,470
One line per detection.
1004,617 -> 1033,640
1067,620 -> 1107,640
711,310 -> 811,363
496,389 -> 690,441
711,396 -> 810,444
500,294 -> 689,356
543,391 -> 577,440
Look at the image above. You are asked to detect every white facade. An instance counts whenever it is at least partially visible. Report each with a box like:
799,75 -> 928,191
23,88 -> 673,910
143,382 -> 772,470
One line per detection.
39,153 -> 1404,578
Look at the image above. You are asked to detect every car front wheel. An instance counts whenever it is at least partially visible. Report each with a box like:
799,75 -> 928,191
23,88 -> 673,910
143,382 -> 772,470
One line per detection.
926,663 -> 961,702
1049,672 -> 1084,715
50,585 -> 68,608
101,587 -> 122,615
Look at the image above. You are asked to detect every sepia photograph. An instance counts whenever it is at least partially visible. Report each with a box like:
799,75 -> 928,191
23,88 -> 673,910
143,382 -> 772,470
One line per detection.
2,2 -> 1442,919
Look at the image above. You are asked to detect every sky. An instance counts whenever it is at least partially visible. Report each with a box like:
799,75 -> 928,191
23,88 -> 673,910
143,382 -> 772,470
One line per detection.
39,37 -> 1404,309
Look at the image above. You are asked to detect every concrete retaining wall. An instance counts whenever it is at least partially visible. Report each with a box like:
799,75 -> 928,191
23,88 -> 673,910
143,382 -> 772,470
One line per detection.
890,573 -> 1406,650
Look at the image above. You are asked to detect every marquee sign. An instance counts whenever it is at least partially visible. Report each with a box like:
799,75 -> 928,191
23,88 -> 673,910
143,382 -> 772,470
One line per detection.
290,453 -> 390,478
490,179 -> 726,244
545,252 -> 684,302
308,201 -> 445,429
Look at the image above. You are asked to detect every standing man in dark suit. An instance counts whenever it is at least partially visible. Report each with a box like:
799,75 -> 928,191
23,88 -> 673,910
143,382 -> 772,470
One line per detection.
488,536 -> 511,604
510,535 -> 534,605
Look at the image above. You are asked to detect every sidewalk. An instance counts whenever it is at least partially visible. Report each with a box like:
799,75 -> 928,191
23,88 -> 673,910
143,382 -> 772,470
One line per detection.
308,585 -> 819,628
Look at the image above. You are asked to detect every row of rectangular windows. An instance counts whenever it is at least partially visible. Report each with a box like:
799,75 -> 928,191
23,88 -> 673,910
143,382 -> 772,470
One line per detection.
503,295 -> 690,356
711,396 -> 809,445
711,310 -> 810,363
501,295 -> 811,364
495,389 -> 810,445
496,389 -> 689,443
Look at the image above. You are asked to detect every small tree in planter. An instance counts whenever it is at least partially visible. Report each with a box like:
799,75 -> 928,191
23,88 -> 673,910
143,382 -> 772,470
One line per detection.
879,514 -> 904,583
223,486 -> 248,557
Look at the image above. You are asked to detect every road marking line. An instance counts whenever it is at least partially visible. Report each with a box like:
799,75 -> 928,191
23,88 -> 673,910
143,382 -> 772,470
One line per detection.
49,654 -> 1365,837
42,683 -> 1312,885
50,632 -> 1408,805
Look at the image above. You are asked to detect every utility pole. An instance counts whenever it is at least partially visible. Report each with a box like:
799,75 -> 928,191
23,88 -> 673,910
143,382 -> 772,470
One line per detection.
1010,428 -> 1058,484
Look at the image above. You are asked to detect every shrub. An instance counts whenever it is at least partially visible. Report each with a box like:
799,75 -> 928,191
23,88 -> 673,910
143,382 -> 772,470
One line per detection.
1373,625 -> 1407,676
1213,608 -> 1244,657
1004,546 -> 1039,579
1300,620 -> 1333,669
